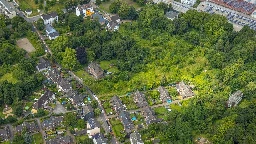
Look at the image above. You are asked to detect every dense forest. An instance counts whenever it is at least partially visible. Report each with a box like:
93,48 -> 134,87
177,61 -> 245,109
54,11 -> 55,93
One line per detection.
50,4 -> 256,143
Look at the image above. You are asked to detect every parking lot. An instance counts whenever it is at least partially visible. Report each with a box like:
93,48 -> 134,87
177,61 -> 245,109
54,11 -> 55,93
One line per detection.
197,1 -> 256,31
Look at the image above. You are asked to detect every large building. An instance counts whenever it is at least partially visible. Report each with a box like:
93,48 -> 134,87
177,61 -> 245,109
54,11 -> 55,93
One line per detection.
0,0 -> 16,18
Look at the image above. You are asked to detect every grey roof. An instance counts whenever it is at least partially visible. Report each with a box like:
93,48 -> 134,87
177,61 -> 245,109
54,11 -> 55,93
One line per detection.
46,136 -> 72,144
130,132 -> 143,144
111,15 -> 120,23
77,4 -> 92,10
36,58 -> 51,71
227,90 -> 243,107
48,32 -> 59,38
41,116 -> 64,130
0,0 -> 15,12
134,91 -> 148,108
41,12 -> 58,20
46,24 -> 56,34
165,10 -> 179,20
88,118 -> 100,129
176,81 -> 194,98
108,21 -> 119,30
88,62 -> 104,79
25,9 -> 32,13
34,90 -> 54,109
16,124 -> 23,133
119,111 -> 134,134
141,106 -> 157,125
92,133 -> 107,144
158,86 -> 171,102
82,104 -> 94,115
0,129 -> 8,141
23,122 -> 39,133
110,96 -> 125,113
92,12 -> 106,24
72,94 -> 86,104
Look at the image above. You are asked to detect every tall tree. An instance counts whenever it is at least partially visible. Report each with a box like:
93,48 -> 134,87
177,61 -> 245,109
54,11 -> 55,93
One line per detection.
62,48 -> 79,70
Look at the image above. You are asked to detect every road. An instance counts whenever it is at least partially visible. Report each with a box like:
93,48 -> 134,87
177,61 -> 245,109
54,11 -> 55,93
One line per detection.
35,118 -> 46,144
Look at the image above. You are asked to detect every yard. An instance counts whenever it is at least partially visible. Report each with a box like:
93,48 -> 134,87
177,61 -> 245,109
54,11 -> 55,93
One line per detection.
130,112 -> 144,126
100,60 -> 120,73
32,133 -> 44,144
153,106 -> 169,121
120,96 -> 138,110
109,118 -> 126,141
145,90 -> 162,106
17,0 -> 40,16
99,0 -> 140,13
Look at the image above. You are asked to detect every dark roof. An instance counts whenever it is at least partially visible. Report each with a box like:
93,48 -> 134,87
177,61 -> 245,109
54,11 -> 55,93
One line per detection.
23,122 -> 39,133
36,57 -> 51,71
0,127 -> 9,141
25,9 -> 32,13
130,132 -> 143,144
46,24 -> 56,34
142,106 -> 157,125
0,0 -> 15,12
165,10 -> 179,20
108,21 -> 119,30
41,12 -> 58,20
111,15 -> 120,22
48,32 -> 59,38
134,91 -> 148,108
176,81 -> 194,98
92,12 -> 106,24
82,104 -> 94,115
119,111 -> 134,134
88,118 -> 100,129
72,94 -> 86,104
16,124 -> 23,133
34,90 -> 54,109
74,129 -> 87,136
46,136 -> 72,144
92,133 -> 107,144
41,116 -> 64,130
88,62 -> 104,79
77,4 -> 92,10
158,86 -> 171,102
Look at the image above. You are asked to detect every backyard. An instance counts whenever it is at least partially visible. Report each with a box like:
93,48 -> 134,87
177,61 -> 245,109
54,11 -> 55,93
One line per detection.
109,118 -> 126,141
32,133 -> 44,144
17,0 -> 40,16
153,106 -> 169,121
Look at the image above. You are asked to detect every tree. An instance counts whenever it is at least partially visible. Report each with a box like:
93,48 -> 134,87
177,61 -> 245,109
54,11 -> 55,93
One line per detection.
34,0 -> 38,4
91,100 -> 98,109
64,112 -> 77,128
62,48 -> 79,70
76,47 -> 87,64
94,108 -> 101,117
77,119 -> 86,129
13,103 -> 23,117
109,0 -> 121,14
36,19 -> 45,31
96,0 -> 101,5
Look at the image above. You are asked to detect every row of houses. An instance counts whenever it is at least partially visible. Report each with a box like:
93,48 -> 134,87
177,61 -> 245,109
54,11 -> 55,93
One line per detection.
75,4 -> 121,31
87,118 -> 107,144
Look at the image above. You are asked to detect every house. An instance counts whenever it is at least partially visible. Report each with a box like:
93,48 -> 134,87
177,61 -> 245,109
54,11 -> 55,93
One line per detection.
134,90 -> 148,108
130,132 -> 144,144
176,81 -> 194,99
46,24 -> 59,40
70,94 -> 86,106
107,15 -> 121,31
92,133 -> 107,144
41,116 -> 64,130
46,136 -> 72,144
41,12 -> 58,25
141,106 -> 157,125
25,9 -> 32,16
17,122 -> 39,133
0,0 -> 16,18
165,10 -> 179,20
0,126 -> 10,142
56,129 -> 65,135
181,0 -> 196,6
87,118 -> 101,138
110,96 -> 125,113
33,90 -> 55,109
119,111 -> 134,134
92,12 -> 107,25
76,4 -> 94,17
36,57 -> 51,72
78,104 -> 94,121
88,62 -> 104,79
227,90 -> 243,107
157,86 -> 171,103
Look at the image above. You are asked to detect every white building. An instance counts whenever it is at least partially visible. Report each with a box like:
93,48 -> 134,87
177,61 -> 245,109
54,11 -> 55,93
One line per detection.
0,0 -> 16,18
41,12 -> 58,25
227,90 -> 243,108
181,0 -> 196,6
76,4 -> 94,17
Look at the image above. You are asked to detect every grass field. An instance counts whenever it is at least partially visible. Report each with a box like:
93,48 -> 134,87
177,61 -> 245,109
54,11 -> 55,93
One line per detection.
0,73 -> 18,84
154,106 -> 169,120
99,0 -> 140,13
110,118 -> 125,139
1,141 -> 10,144
32,133 -> 44,144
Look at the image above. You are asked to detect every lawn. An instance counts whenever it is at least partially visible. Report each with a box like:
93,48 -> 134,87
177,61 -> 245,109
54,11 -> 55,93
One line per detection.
100,60 -> 120,73
110,118 -> 125,140
120,96 -> 138,110
153,106 -> 169,120
76,135 -> 89,141
17,0 -> 40,16
32,133 -> 44,144
2,141 -> 10,144
99,0 -> 140,13
0,73 -> 18,84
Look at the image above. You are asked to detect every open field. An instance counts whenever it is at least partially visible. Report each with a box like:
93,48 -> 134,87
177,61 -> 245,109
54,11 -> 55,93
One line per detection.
17,38 -> 36,53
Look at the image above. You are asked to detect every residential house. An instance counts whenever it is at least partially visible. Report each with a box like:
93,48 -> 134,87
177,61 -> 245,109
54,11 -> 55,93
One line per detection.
130,132 -> 144,144
46,136 -> 72,144
176,81 -> 194,99
41,116 -> 64,130
92,12 -> 107,25
134,90 -> 148,108
70,94 -> 86,107
16,122 -> 39,134
88,62 -> 104,79
76,4 -> 94,17
78,104 -> 94,121
107,15 -> 121,31
46,24 -> 59,40
36,57 -> 51,72
119,111 -> 134,134
0,126 -> 10,142
141,106 -> 157,125
87,118 -> 101,138
41,12 -> 58,25
33,90 -> 55,109
227,90 -> 243,107
165,10 -> 179,20
181,0 -> 196,6
110,96 -> 125,113
92,133 -> 107,144
0,0 -> 16,18
157,86 -> 171,103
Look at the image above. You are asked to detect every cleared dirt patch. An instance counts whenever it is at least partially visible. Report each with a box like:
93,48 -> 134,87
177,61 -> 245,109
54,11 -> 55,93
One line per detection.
17,38 -> 36,53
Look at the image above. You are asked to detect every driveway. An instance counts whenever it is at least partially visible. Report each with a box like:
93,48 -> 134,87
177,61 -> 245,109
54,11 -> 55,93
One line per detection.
53,101 -> 67,114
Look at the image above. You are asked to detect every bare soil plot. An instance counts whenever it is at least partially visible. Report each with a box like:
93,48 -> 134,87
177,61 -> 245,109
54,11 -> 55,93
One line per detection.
17,38 -> 36,53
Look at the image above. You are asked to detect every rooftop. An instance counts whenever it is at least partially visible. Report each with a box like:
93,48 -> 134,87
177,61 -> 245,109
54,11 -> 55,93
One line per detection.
41,12 -> 58,20
165,10 -> 179,20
